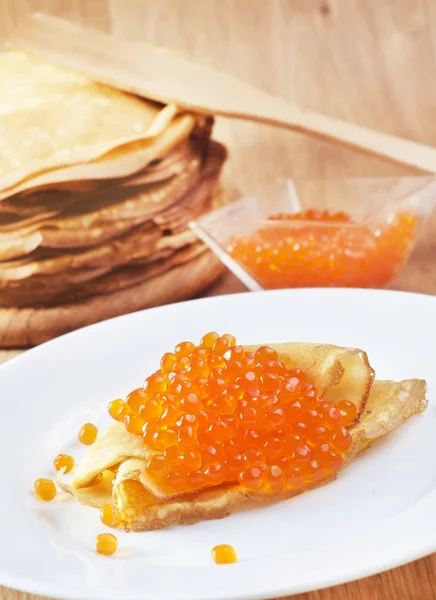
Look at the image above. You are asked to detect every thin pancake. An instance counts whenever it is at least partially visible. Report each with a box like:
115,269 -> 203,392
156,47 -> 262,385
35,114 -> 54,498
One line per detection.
0,156 -> 216,277
111,377 -> 427,531
0,139 -> 225,264
0,52 -> 183,191
0,243 -> 207,307
0,113 -> 197,202
60,356 -> 426,531
245,342 -> 374,421
0,248 -> 224,347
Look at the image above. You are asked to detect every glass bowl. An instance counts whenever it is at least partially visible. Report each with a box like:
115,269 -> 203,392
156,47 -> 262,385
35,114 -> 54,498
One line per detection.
190,177 -> 436,291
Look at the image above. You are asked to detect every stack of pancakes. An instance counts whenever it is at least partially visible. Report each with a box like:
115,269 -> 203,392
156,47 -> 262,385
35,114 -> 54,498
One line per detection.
0,52 -> 228,343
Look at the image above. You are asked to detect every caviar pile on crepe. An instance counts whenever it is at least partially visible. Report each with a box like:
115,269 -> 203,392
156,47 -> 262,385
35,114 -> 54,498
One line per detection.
228,209 -> 419,289
35,332 -> 427,559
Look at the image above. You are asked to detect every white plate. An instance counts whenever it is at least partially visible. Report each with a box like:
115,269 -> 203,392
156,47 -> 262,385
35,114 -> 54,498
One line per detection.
1,288 -> 435,600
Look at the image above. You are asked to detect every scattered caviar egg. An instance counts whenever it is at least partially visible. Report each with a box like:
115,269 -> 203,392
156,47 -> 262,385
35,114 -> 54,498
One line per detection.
96,533 -> 118,556
108,399 -> 130,422
34,478 -> 56,501
228,210 -> 419,289
211,544 -> 238,564
78,423 -> 98,445
100,503 -> 120,527
109,333 -> 352,495
53,453 -> 74,473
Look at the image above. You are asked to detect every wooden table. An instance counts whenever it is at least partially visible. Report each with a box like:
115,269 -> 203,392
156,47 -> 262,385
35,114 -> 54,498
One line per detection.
1,0 -> 436,598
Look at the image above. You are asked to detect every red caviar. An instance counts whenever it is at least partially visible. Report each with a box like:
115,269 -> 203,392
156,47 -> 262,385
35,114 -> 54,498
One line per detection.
100,503 -> 120,528
228,209 -> 419,289
78,423 -> 98,445
96,533 -> 117,556
211,544 -> 238,564
53,453 -> 74,473
34,478 -> 57,501
109,334 -> 353,495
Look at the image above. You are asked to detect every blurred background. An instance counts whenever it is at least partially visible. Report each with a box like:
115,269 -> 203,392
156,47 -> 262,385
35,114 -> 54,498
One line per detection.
4,1 -> 436,183
0,0 -> 434,315
4,0 -> 435,295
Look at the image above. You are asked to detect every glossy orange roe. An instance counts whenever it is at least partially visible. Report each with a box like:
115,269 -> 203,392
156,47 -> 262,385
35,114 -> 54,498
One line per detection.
53,453 -> 74,473
337,400 -> 357,428
108,399 -> 130,421
211,544 -> 238,564
109,334 -> 354,496
78,423 -> 98,445
34,478 -> 57,501
100,503 -> 120,528
96,533 -> 118,556
227,209 -> 419,289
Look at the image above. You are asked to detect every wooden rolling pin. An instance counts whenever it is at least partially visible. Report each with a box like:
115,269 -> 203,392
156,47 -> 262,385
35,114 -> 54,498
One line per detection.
9,13 -> 436,173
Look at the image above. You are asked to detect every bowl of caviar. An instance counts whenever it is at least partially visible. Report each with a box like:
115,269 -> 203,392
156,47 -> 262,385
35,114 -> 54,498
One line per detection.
190,177 -> 436,290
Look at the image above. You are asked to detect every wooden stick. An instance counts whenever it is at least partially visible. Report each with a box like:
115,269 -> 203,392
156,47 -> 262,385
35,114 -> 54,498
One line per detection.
8,13 -> 436,173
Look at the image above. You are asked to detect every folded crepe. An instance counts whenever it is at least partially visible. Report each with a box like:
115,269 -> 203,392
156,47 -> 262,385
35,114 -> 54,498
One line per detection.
0,52 -> 190,193
60,343 -> 427,531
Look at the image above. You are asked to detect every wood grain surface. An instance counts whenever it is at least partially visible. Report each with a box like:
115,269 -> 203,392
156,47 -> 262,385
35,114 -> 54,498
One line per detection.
1,0 -> 436,598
